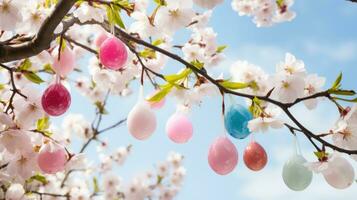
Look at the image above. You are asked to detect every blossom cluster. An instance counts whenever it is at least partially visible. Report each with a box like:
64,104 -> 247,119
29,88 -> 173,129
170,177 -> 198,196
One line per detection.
232,0 -> 296,27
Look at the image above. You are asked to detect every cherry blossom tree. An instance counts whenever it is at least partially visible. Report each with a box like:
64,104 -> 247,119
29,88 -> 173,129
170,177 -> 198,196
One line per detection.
0,0 -> 357,199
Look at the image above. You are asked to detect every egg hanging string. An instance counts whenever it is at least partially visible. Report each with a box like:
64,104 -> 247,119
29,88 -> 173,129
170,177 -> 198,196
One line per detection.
221,92 -> 228,137
293,134 -> 302,155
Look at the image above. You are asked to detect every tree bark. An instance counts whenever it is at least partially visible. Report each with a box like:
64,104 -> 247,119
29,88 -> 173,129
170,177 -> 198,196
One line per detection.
0,0 -> 76,63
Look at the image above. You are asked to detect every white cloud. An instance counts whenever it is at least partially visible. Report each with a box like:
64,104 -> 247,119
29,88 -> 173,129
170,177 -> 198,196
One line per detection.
303,41 -> 357,62
232,44 -> 286,72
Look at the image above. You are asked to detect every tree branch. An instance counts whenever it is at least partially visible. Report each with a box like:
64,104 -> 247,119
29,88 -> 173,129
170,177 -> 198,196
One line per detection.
0,0 -> 77,63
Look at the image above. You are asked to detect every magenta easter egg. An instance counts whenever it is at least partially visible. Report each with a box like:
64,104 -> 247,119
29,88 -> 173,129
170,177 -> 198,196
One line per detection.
243,141 -> 268,171
208,136 -> 238,175
52,46 -> 76,76
41,83 -> 71,116
127,102 -> 157,140
99,37 -> 128,70
166,113 -> 193,144
38,143 -> 67,174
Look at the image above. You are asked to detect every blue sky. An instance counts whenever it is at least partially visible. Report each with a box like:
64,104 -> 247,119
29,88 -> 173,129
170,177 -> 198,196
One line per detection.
64,1 -> 357,199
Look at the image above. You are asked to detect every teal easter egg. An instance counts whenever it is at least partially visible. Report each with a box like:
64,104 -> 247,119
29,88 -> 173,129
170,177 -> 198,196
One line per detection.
224,104 -> 252,139
282,154 -> 313,191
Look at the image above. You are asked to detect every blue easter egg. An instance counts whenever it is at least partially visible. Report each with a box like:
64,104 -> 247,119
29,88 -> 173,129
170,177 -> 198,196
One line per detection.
224,104 -> 253,139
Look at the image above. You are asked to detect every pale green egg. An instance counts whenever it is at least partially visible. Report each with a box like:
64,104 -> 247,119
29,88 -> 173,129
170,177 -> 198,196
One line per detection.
282,154 -> 313,191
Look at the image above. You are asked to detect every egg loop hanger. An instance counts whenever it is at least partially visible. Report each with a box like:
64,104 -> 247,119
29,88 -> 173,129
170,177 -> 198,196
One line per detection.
221,92 -> 228,137
293,133 -> 302,156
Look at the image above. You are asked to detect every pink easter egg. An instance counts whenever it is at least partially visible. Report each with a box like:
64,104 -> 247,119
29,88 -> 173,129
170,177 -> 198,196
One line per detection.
99,37 -> 128,70
94,32 -> 109,48
38,143 -> 67,174
41,83 -> 71,116
208,136 -> 238,175
166,113 -> 193,143
127,102 -> 157,140
52,46 -> 76,76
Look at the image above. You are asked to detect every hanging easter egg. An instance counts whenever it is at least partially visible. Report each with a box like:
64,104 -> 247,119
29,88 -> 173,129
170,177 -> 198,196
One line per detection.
243,141 -> 268,171
208,136 -> 238,175
224,104 -> 253,139
282,154 -> 313,191
323,156 -> 355,189
94,32 -> 109,48
166,113 -> 193,144
99,37 -> 128,70
127,102 -> 157,140
52,46 -> 75,76
146,90 -> 166,110
42,83 -> 71,116
38,143 -> 67,174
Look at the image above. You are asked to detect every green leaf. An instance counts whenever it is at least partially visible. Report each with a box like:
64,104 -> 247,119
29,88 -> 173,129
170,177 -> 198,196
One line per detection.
95,101 -> 108,115
106,5 -> 125,29
216,45 -> 227,53
93,177 -> 100,193
23,71 -> 44,84
276,0 -> 284,8
164,69 -> 192,83
17,59 -> 32,72
329,89 -> 356,96
37,117 -> 50,131
139,49 -> 156,59
249,97 -> 262,118
190,60 -> 204,69
153,0 -> 166,6
331,72 -> 342,90
220,81 -> 249,90
152,39 -> 165,46
43,63 -> 55,74
333,97 -> 357,103
314,151 -> 328,160
27,174 -> 48,185
147,84 -> 173,102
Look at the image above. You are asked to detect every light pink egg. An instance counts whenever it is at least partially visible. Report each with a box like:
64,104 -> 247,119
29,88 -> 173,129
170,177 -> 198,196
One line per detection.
38,143 -> 67,174
99,37 -> 128,70
166,113 -> 193,143
94,32 -> 109,48
323,156 -> 355,189
208,136 -> 238,175
52,46 -> 75,76
127,102 -> 157,140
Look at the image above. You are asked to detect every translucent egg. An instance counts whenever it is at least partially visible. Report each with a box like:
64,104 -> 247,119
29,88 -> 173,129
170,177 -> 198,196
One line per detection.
323,156 -> 355,189
208,136 -> 238,175
166,113 -> 193,144
38,143 -> 67,174
282,154 -> 313,191
127,102 -> 157,140
52,46 -> 75,76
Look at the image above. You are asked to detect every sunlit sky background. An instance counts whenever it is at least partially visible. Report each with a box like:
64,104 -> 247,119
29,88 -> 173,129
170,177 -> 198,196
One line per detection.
60,0 -> 357,199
